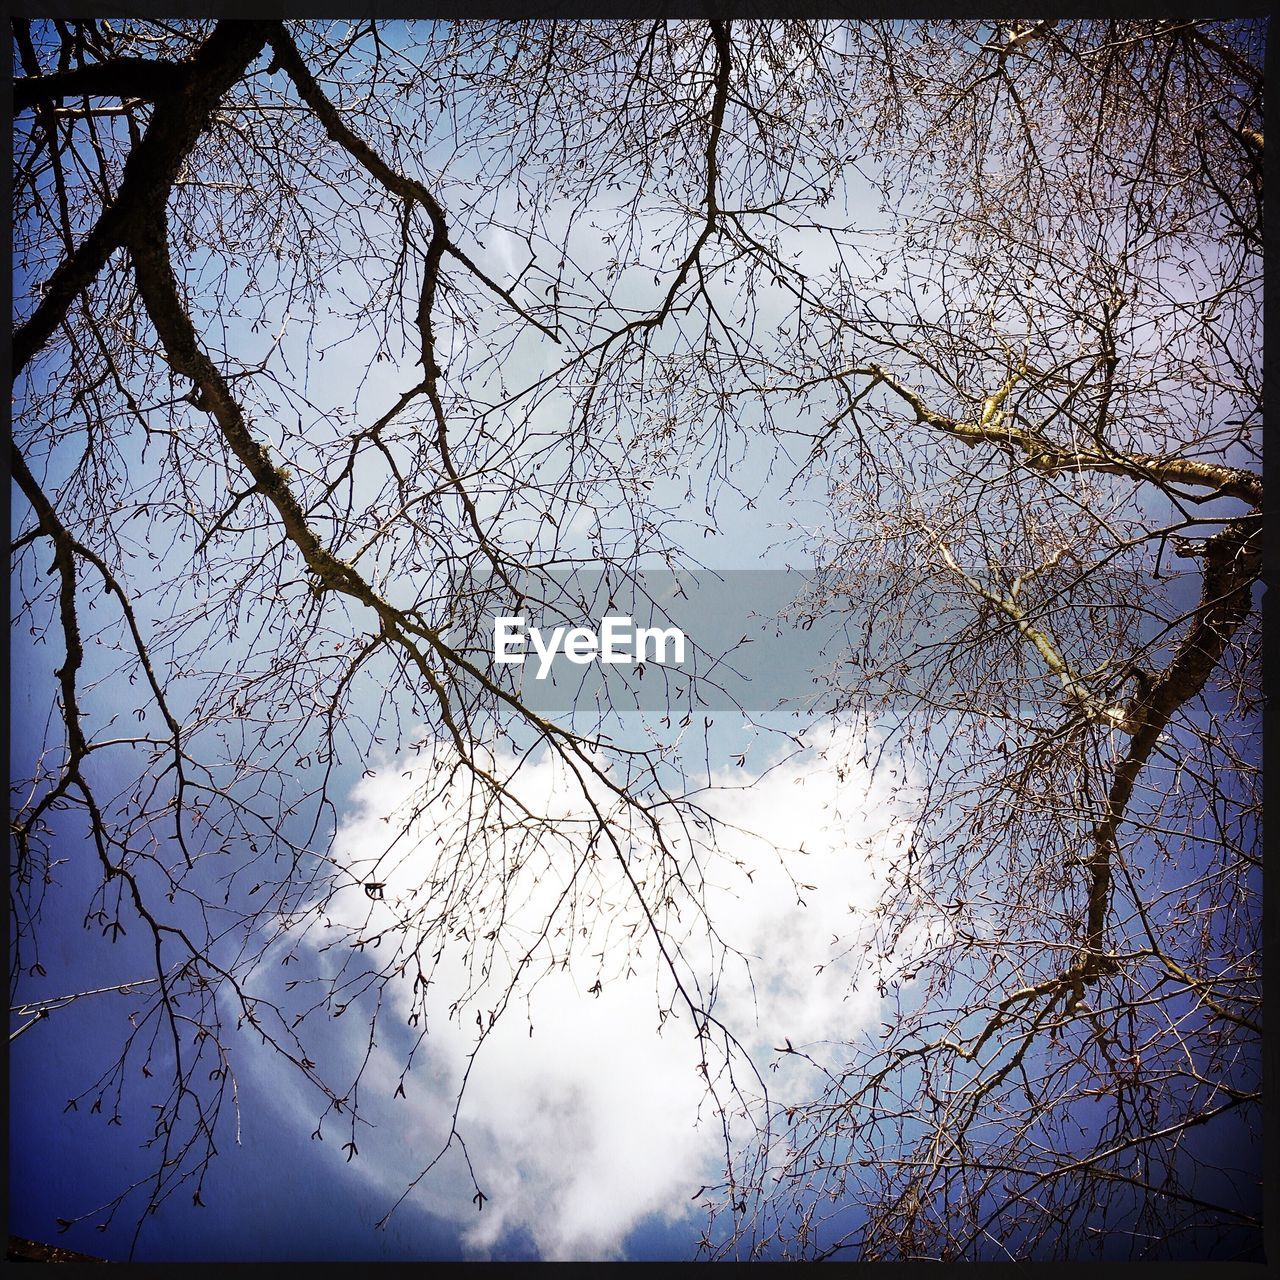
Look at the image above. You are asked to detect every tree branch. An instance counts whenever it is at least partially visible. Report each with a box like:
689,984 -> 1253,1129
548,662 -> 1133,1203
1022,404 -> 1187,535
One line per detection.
12,21 -> 275,376
266,26 -> 560,345
1084,516 -> 1262,953
866,363 -> 1263,506
14,58 -> 190,113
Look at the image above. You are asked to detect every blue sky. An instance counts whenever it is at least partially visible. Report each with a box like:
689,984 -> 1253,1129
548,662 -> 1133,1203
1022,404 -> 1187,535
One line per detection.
9,17 -> 1263,1263
9,22 -> 900,1259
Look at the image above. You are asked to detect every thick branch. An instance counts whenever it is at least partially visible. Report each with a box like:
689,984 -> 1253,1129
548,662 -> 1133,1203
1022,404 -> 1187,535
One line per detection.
639,19 -> 731,327
9,445 -> 87,768
12,21 -> 275,376
126,211 -> 379,609
14,58 -> 190,113
867,363 -> 1263,506
1084,516 -> 1262,951
894,363 -> 1261,982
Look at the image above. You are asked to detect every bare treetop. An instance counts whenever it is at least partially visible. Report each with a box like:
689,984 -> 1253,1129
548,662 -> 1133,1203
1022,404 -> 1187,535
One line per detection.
11,17 -> 1262,1261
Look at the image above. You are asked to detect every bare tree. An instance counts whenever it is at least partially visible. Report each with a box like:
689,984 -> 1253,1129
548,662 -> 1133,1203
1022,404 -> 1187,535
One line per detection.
11,16 -> 1262,1261
11,16 -> 775,1242
701,18 -> 1263,1260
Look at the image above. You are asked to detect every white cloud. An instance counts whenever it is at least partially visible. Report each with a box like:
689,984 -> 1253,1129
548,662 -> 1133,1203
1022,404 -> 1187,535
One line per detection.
281,724 -> 914,1259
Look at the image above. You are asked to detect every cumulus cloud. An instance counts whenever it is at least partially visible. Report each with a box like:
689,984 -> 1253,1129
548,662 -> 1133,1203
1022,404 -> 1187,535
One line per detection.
281,724 -> 914,1259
